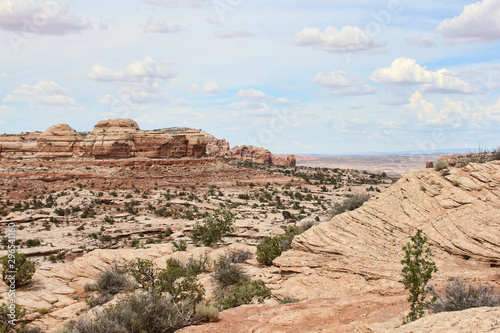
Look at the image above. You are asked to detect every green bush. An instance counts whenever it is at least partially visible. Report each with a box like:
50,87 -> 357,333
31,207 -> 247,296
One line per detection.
126,258 -> 157,290
256,225 -> 299,266
157,258 -> 205,304
172,240 -> 187,252
214,279 -> 271,310
190,208 -> 235,246
428,277 -> 499,313
0,302 -> 25,332
401,229 -> 438,324
434,160 -> 449,171
96,263 -> 134,296
185,253 -> 210,275
72,291 -> 194,333
212,255 -> 248,287
1,253 -> 36,287
194,303 -> 219,323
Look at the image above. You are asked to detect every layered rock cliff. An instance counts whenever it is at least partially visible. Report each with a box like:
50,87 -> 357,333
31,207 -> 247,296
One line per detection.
206,138 -> 296,166
0,119 -> 207,160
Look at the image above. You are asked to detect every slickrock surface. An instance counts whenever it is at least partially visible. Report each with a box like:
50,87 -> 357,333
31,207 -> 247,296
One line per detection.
0,118 -> 206,159
359,306 -> 500,332
274,161 -> 500,301
182,162 -> 500,333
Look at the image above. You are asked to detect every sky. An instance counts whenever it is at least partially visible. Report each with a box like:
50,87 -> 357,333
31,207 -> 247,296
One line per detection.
0,0 -> 500,155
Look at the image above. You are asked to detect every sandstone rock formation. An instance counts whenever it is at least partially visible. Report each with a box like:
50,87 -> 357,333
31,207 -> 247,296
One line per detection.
273,161 -> 500,301
426,161 -> 434,168
0,119 -> 207,160
205,137 -> 296,167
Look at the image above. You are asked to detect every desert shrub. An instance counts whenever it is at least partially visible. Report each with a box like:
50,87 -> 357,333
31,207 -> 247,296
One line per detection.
190,208 -> 235,247
0,302 -> 25,332
401,229 -> 437,324
329,194 -> 370,217
126,258 -> 157,290
172,240 -> 187,252
214,279 -> 271,310
298,219 -> 318,233
212,255 -> 248,287
1,253 -> 36,287
256,225 -> 300,266
85,293 -> 112,309
226,249 -> 252,264
185,253 -> 210,274
25,239 -> 41,247
194,303 -> 219,323
96,263 -> 134,295
491,146 -> 500,161
434,160 -> 448,171
279,295 -> 300,304
157,258 -> 205,304
428,278 -> 499,313
82,283 -> 97,292
72,291 -> 194,333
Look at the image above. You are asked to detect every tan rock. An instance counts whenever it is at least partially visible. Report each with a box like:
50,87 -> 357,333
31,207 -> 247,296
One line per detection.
274,161 -> 500,301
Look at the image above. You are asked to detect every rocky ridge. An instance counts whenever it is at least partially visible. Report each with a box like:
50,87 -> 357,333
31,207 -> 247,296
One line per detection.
274,161 -> 500,301
0,119 -> 206,160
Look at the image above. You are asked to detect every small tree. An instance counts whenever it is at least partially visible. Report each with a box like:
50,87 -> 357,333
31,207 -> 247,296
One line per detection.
401,229 -> 438,324
1,253 -> 36,288
190,208 -> 235,247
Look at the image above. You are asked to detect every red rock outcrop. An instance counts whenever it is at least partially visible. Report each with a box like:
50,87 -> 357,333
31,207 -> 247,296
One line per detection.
0,118 -> 207,160
426,161 -> 434,168
205,136 -> 296,166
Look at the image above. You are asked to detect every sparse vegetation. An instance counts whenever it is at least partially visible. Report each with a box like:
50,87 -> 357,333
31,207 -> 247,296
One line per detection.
434,160 -> 448,172
428,277 -> 499,313
1,253 -> 36,287
95,263 -> 134,296
256,225 -> 300,266
213,279 -> 271,310
191,208 -> 235,247
401,229 -> 438,324
73,291 -> 195,333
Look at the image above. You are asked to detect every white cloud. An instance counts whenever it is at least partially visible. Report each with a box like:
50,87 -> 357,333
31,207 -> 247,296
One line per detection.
406,36 -> 437,48
0,0 -> 90,35
144,19 -> 184,33
370,58 -> 435,85
406,90 -> 471,126
273,98 -> 298,105
313,70 -> 376,95
215,29 -> 254,39
437,0 -> 500,44
370,57 -> 476,94
293,25 -> 386,54
189,82 -> 222,94
479,98 -> 500,121
226,126 -> 239,131
235,89 -> 271,102
0,73 -> 10,78
98,82 -> 171,109
3,81 -> 85,112
87,57 -> 176,82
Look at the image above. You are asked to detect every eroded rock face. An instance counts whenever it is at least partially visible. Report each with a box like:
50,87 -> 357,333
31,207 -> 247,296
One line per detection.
274,161 -> 500,301
205,137 -> 296,166
0,119 -> 207,160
